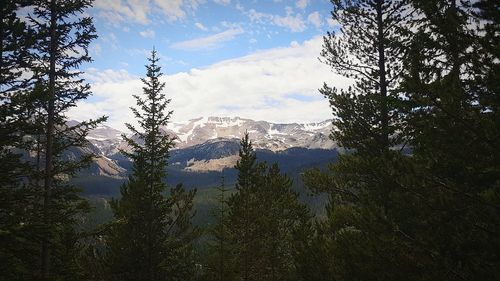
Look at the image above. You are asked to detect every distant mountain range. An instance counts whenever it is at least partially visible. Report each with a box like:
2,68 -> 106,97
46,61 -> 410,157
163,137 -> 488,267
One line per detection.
167,116 -> 334,150
73,117 -> 338,196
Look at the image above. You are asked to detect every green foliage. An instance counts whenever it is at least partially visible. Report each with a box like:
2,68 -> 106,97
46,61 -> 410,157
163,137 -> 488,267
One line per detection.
106,49 -> 198,281
2,0 -> 104,279
308,0 -> 500,280
320,0 -> 411,154
225,133 -> 312,281
25,1 -> 105,279
398,1 -> 500,279
0,2 -> 38,279
204,175 -> 236,281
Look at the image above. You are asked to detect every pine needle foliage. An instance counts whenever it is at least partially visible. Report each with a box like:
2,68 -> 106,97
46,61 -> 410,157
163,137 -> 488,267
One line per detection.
107,49 -> 197,281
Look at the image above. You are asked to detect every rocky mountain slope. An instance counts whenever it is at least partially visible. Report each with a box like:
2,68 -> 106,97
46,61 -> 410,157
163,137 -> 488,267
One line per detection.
168,116 -> 334,150
87,116 -> 334,155
76,117 -> 337,192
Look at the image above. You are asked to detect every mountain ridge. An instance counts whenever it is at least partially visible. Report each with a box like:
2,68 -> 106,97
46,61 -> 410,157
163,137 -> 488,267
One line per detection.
75,117 -> 337,190
87,116 -> 335,156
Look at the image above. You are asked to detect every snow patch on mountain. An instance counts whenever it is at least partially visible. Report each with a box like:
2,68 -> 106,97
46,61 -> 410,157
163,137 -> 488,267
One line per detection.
86,116 -> 335,158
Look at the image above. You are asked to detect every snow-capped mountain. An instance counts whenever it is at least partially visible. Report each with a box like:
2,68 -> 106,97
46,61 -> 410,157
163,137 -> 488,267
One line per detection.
86,124 -> 124,155
87,116 -> 334,155
81,117 -> 335,177
168,116 -> 334,151
73,117 -> 338,193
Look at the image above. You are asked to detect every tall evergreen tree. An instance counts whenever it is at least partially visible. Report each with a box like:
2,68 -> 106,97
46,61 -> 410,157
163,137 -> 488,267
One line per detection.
259,163 -> 311,281
205,174 -> 235,281
228,134 -> 311,281
0,1 -> 38,279
320,0 -> 411,154
307,0 -> 499,280
303,1 -> 433,280
24,0 -> 105,279
106,49 -> 197,281
399,0 -> 500,279
227,132 -> 262,281
1,0 -> 103,279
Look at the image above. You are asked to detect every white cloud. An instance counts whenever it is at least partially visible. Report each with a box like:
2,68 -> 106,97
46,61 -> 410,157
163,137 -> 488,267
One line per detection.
71,36 -> 352,131
235,3 -> 244,11
94,0 -> 203,24
307,11 -> 322,28
100,32 -> 119,50
170,28 -> 244,50
248,9 -> 271,23
213,0 -> 230,5
94,0 -> 151,25
139,29 -> 155,38
195,22 -> 209,31
273,7 -> 306,32
90,43 -> 102,56
326,17 -> 339,28
296,0 -> 309,9
247,7 -> 307,32
153,0 -> 185,22
83,68 -> 137,84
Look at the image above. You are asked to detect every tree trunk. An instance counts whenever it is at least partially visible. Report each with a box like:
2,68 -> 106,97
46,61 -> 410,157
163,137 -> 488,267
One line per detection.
41,0 -> 57,279
376,0 -> 389,150
0,2 -> 5,80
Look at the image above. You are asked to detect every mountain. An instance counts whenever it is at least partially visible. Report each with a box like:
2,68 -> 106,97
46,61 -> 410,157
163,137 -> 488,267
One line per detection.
85,116 -> 334,155
168,116 -> 334,151
86,124 -> 124,155
73,117 -> 338,195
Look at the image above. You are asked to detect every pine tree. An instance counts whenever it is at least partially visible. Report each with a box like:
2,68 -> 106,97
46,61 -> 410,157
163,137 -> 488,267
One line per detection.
24,0 -> 106,279
399,0 -> 500,279
106,49 -> 197,281
259,163 -> 311,281
1,0 -> 104,279
227,134 -> 311,281
303,1 -> 435,279
0,2 -> 38,278
227,132 -> 262,281
320,0 -> 411,155
205,174 -> 235,281
308,0 -> 499,280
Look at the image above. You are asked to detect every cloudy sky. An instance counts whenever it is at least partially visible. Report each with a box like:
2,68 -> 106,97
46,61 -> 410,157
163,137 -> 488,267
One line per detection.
69,0 -> 350,131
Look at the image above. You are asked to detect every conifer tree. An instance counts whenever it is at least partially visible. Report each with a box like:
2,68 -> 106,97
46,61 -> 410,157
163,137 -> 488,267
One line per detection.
320,0 -> 411,154
107,49 -> 197,281
0,2 -> 38,279
304,1 -> 432,279
259,163 -> 311,281
205,175 -> 235,281
1,0 -> 104,279
399,0 -> 500,279
228,134 -> 311,281
308,0 -> 499,280
227,132 -> 262,281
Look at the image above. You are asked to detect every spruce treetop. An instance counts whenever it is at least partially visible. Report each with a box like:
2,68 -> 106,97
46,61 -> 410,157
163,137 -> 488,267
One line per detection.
123,49 -> 174,180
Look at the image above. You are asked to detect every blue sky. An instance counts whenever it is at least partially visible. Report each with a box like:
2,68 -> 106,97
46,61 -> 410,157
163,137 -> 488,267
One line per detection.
69,0 -> 351,131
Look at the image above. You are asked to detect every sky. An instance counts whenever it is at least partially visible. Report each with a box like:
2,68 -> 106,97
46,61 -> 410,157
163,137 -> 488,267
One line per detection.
68,0 -> 352,131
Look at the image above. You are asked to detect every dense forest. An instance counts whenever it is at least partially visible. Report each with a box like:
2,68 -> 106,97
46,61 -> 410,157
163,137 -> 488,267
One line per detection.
1,0 -> 499,280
